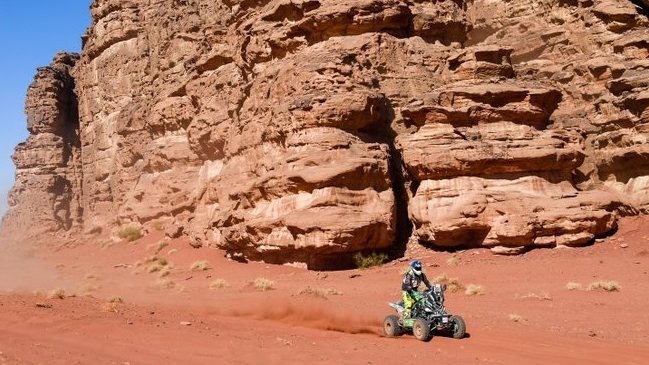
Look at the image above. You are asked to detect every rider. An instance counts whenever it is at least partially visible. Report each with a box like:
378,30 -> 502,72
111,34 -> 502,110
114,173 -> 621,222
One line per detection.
401,260 -> 432,319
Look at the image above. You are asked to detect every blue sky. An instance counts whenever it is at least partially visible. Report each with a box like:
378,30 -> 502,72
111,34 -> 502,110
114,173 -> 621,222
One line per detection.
0,1 -> 92,217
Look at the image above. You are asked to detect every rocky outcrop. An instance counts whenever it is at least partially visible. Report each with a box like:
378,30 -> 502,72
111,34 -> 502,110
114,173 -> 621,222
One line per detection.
2,52 -> 82,237
3,0 -> 649,267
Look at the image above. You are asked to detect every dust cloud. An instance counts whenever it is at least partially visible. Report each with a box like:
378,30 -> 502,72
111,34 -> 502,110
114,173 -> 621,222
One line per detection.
0,238 -> 70,294
210,298 -> 383,335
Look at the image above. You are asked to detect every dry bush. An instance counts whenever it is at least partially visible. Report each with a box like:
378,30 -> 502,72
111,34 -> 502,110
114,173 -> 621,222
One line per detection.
97,240 -> 116,249
464,284 -> 484,296
446,257 -> 460,266
108,296 -> 123,303
209,279 -> 228,289
354,252 -> 388,269
432,273 -> 465,293
566,282 -> 583,291
158,267 -> 171,278
587,280 -> 620,292
103,302 -> 120,313
253,277 -> 275,291
298,286 -> 342,297
509,313 -> 522,322
48,288 -> 66,299
102,296 -> 123,313
148,240 -> 168,254
517,292 -> 552,301
190,260 -> 210,271
153,278 -> 176,289
117,227 -> 143,242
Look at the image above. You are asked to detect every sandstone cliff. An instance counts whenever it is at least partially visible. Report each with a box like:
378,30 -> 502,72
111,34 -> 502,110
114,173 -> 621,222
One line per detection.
3,0 -> 649,268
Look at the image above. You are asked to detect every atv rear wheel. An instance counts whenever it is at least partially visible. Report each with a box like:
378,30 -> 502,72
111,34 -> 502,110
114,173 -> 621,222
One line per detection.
449,315 -> 466,339
412,318 -> 431,342
383,315 -> 402,337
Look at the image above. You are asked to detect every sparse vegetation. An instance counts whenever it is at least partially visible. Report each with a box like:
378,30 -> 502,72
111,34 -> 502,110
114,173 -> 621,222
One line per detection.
518,292 -> 552,301
102,297 -> 123,313
158,267 -> 171,278
153,278 -> 176,289
432,273 -> 464,293
446,256 -> 460,266
509,313 -> 522,322
108,296 -> 123,303
587,280 -> 620,292
152,220 -> 165,231
253,277 -> 275,291
298,286 -> 342,297
117,226 -> 143,242
464,284 -> 484,296
354,252 -> 388,269
149,240 -> 169,254
157,257 -> 168,266
190,260 -> 210,271
97,239 -> 116,249
48,288 -> 66,299
566,282 -> 583,291
209,279 -> 228,289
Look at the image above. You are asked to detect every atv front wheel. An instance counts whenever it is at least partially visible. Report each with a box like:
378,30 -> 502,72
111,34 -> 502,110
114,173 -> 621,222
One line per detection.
412,318 -> 431,342
383,315 -> 402,337
449,315 -> 466,339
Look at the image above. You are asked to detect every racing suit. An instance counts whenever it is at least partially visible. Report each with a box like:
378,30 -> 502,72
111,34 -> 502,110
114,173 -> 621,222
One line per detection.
401,269 -> 432,319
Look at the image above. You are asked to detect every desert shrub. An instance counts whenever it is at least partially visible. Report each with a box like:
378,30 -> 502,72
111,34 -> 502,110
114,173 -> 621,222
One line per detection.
432,273 -> 464,292
298,286 -> 342,297
102,296 -> 123,312
446,257 -> 460,266
509,313 -> 522,322
464,284 -> 484,296
153,278 -> 176,289
108,296 -> 123,303
354,252 -> 388,269
253,277 -> 275,291
209,279 -> 228,289
566,282 -> 583,291
190,260 -> 210,271
157,257 -> 168,266
97,240 -> 116,249
149,240 -> 168,254
518,292 -> 552,301
48,288 -> 66,299
587,280 -> 620,292
117,227 -> 143,242
158,268 -> 171,278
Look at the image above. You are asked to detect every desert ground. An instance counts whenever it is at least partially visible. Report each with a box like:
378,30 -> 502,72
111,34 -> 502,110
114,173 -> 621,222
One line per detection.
1,215 -> 648,365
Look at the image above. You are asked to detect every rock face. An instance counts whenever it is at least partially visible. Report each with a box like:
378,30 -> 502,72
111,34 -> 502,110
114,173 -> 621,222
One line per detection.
3,0 -> 649,267
2,52 -> 82,237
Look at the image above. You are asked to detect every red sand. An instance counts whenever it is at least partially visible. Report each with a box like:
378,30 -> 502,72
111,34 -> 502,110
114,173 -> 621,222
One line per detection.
1,216 -> 648,364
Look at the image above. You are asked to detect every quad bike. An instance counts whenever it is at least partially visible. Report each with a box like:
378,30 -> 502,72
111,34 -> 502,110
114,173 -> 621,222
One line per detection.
383,284 -> 466,341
